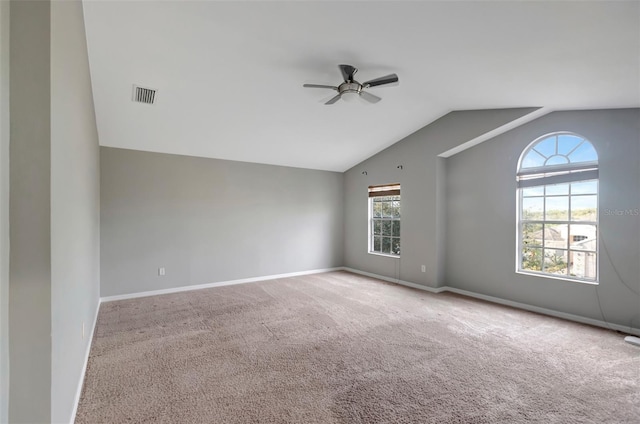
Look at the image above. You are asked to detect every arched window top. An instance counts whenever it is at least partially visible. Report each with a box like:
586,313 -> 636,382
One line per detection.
519,132 -> 598,172
517,132 -> 598,189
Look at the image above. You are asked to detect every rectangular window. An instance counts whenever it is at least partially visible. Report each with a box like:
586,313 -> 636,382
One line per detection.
518,181 -> 598,281
369,184 -> 400,256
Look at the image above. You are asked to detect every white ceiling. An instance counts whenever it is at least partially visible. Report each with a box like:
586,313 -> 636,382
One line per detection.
83,0 -> 640,172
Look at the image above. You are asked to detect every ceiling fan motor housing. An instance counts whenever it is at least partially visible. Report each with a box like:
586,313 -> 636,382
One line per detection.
339,81 -> 362,95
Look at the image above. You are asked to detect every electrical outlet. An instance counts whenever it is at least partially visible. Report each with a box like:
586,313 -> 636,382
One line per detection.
158,267 -> 165,276
421,265 -> 426,273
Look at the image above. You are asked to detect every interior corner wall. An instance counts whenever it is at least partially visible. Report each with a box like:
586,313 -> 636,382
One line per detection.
50,1 -> 101,422
445,109 -> 640,328
434,157 -> 447,286
100,147 -> 344,297
343,108 -> 539,288
8,1 -> 52,422
0,0 -> 10,422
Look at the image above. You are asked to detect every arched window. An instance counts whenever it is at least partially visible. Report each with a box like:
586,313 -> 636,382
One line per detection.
517,132 -> 598,282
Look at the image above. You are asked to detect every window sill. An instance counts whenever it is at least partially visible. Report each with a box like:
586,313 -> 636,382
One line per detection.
368,252 -> 400,259
515,270 -> 599,285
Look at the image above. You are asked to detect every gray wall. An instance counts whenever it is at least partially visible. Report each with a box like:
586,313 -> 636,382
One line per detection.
343,108 -> 539,288
5,1 -> 101,422
50,1 -> 101,422
445,109 -> 640,328
9,1 -> 52,422
0,0 -> 10,421
344,107 -> 638,330
101,147 -> 344,297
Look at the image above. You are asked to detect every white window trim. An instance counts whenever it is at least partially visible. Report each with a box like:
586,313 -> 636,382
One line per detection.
515,269 -> 599,285
515,132 -> 599,284
368,251 -> 401,259
367,194 -> 401,258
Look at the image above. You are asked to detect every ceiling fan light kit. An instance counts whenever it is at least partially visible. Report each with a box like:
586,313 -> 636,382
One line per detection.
304,64 -> 399,105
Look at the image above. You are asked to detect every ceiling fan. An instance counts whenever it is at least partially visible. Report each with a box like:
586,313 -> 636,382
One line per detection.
303,64 -> 399,105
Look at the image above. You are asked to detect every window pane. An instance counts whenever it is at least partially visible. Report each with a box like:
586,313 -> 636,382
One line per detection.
546,184 -> 569,195
392,201 -> 401,218
545,196 -> 568,221
522,197 -> 543,220
373,220 -> 382,235
569,251 -> 596,279
571,195 -> 597,221
569,224 -> 596,250
522,186 -> 544,197
568,141 -> 598,163
534,136 -> 556,157
544,249 -> 568,275
557,134 -> 583,155
392,238 -> 401,255
521,247 -> 542,271
543,224 -> 566,248
382,237 -> 391,254
392,220 -> 400,237
382,202 -> 393,218
571,180 -> 597,195
522,223 -> 543,247
382,221 -> 392,236
521,150 -> 546,168
545,155 -> 569,166
373,202 -> 382,218
373,236 -> 381,252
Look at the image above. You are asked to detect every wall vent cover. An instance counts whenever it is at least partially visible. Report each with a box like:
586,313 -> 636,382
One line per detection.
132,85 -> 157,104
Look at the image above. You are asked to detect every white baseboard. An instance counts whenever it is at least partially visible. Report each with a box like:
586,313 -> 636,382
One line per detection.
100,267 -> 343,303
342,267 -> 640,337
101,266 -> 639,336
444,286 -> 640,337
70,298 -> 101,424
342,267 -> 448,293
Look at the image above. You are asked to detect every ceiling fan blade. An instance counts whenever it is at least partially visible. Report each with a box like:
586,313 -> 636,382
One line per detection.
303,84 -> 338,90
325,93 -> 342,105
360,91 -> 382,104
339,64 -> 357,82
362,73 -> 399,88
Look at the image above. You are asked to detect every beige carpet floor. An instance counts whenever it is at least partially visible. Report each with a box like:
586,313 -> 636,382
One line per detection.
76,271 -> 639,423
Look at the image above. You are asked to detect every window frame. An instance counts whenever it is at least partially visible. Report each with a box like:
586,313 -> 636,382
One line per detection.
516,132 -> 599,284
368,184 -> 401,258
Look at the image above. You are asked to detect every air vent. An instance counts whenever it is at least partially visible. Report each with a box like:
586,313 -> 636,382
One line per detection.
132,85 -> 157,104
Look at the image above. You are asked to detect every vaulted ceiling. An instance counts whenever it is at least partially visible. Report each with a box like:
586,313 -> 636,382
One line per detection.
83,1 -> 640,172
